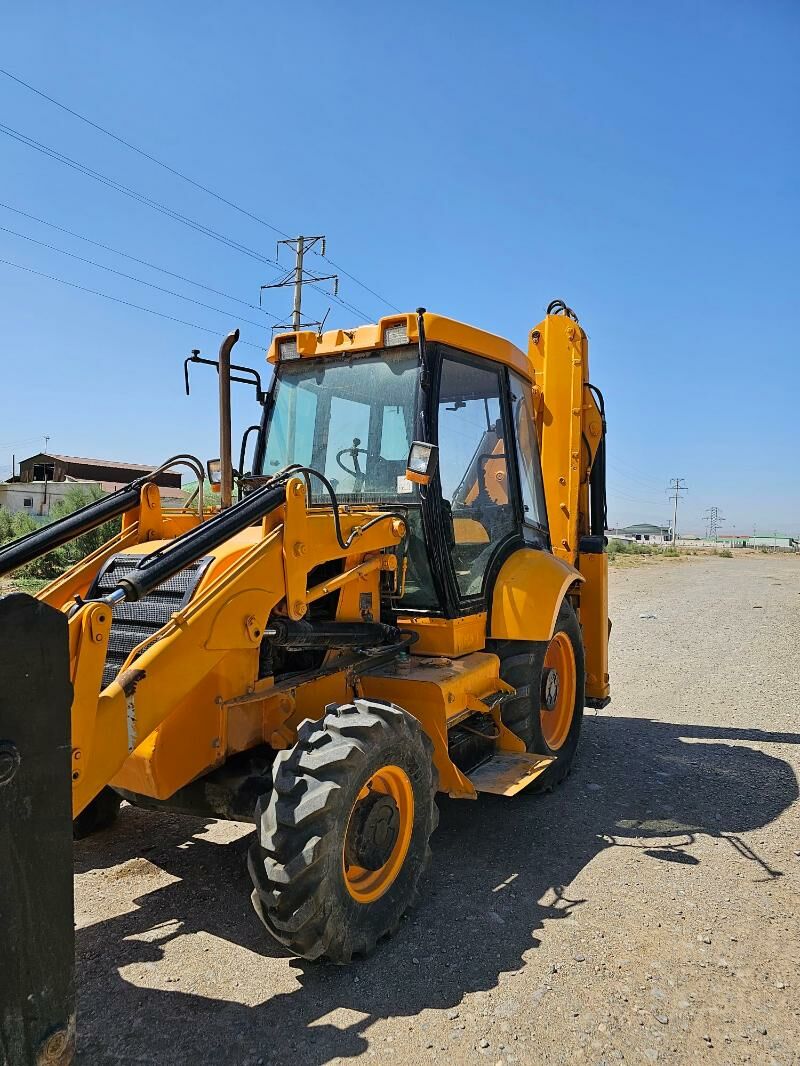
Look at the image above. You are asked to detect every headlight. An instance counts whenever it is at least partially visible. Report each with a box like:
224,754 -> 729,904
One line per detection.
383,323 -> 408,347
278,338 -> 299,360
405,441 -> 439,485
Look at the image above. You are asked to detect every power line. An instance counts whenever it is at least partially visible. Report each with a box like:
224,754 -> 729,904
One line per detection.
0,66 -> 401,314
607,459 -> 666,489
0,121 -> 375,323
0,66 -> 290,241
0,122 -> 285,270
0,200 -> 279,317
0,223 -> 276,331
0,256 -> 267,350
315,252 -> 402,314
0,434 -> 43,449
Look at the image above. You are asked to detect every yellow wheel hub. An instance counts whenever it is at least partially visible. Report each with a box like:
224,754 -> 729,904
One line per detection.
343,765 -> 414,904
540,631 -> 576,751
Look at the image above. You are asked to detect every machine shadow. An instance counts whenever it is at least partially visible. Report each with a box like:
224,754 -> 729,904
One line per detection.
74,713 -> 799,1065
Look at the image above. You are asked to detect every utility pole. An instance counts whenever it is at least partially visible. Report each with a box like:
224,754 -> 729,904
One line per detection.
703,505 -> 726,543
666,478 -> 688,545
261,236 -> 339,332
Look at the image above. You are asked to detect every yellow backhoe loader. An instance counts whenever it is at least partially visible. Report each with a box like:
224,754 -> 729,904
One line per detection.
0,300 -> 609,1064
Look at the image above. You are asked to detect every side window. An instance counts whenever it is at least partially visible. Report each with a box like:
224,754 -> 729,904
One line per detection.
264,380 -> 317,471
438,356 -> 516,597
510,372 -> 547,529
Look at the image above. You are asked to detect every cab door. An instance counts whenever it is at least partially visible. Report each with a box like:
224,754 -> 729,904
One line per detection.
436,351 -> 530,605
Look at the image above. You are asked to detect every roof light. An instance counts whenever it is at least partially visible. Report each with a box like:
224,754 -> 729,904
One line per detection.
384,323 -> 408,347
278,338 -> 299,361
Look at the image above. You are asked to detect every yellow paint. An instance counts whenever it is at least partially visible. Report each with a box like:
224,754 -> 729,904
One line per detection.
490,548 -> 583,641
452,518 -> 490,544
342,764 -> 414,903
267,310 -> 532,380
70,484 -> 409,814
361,651 -> 507,798
541,631 -> 576,750
394,612 -> 487,657
51,302 -> 612,819
578,550 -> 610,701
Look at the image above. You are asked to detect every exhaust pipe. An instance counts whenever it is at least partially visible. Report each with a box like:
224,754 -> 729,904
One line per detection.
218,329 -> 239,510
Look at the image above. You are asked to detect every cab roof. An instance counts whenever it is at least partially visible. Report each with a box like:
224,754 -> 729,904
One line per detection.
266,311 -> 532,381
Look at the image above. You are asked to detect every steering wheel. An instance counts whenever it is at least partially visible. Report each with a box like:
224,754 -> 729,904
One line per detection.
336,437 -> 370,480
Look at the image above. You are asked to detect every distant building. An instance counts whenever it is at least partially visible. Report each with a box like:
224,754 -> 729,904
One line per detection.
0,452 -> 183,516
715,533 -> 748,548
606,522 -> 671,544
746,534 -> 798,550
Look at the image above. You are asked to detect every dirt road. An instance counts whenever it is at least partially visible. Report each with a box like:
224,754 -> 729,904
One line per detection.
74,554 -> 800,1065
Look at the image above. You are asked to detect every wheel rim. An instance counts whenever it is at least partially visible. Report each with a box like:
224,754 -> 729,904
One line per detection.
343,765 -> 414,904
540,631 -> 576,751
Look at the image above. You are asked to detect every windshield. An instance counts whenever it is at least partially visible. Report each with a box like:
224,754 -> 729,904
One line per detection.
260,346 -> 420,505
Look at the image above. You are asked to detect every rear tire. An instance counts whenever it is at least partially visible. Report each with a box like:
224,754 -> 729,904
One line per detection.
248,699 -> 438,963
73,787 -> 121,839
495,598 -> 585,791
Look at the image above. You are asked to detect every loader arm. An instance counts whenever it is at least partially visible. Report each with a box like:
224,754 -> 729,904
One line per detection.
68,475 -> 406,816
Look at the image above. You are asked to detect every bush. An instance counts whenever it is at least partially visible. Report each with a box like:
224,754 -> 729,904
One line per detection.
0,487 -> 122,584
719,548 -> 733,558
607,538 -> 660,559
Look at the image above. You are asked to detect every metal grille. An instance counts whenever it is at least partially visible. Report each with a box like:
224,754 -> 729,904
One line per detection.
88,554 -> 211,690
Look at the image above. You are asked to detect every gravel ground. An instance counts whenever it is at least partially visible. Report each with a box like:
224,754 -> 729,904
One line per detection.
74,553 -> 800,1065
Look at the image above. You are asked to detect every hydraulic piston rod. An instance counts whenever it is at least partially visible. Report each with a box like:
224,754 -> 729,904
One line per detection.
110,478 -> 288,602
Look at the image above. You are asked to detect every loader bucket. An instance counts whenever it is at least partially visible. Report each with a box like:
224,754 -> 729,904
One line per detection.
0,594 -> 75,1066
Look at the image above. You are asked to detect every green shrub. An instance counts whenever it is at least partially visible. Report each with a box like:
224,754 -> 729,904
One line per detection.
719,548 -> 733,558
0,487 -> 121,584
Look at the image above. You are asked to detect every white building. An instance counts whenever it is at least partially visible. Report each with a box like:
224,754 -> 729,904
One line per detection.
605,523 -> 672,544
0,452 -> 184,517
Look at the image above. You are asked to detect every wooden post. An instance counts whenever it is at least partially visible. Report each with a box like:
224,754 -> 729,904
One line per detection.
0,594 -> 75,1065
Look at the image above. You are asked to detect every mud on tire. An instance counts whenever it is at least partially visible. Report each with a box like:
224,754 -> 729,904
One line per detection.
248,698 -> 438,963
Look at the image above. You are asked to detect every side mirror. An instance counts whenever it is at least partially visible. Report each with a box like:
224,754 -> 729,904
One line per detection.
405,441 -> 439,486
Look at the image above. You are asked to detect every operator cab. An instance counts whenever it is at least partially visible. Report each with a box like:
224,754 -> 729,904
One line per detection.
252,320 -> 550,618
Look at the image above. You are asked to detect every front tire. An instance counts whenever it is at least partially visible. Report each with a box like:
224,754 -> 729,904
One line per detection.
73,787 -> 121,839
495,598 -> 585,790
248,699 -> 438,963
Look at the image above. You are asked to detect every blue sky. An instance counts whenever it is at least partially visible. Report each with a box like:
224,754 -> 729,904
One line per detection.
1,1 -> 798,535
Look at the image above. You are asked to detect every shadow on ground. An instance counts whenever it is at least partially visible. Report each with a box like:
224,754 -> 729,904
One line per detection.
74,715 -> 799,1064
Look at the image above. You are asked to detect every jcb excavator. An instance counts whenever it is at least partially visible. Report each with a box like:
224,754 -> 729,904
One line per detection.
0,301 -> 609,1064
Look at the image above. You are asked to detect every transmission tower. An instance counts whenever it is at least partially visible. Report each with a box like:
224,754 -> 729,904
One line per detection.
260,235 -> 338,332
666,477 -> 688,544
703,505 -> 726,542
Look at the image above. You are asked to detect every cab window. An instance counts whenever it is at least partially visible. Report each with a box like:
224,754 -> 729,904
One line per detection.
510,371 -> 547,530
437,355 -> 516,597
